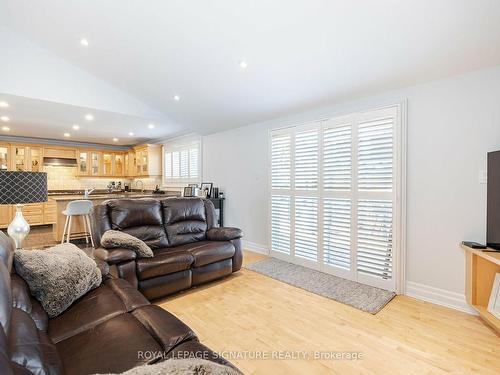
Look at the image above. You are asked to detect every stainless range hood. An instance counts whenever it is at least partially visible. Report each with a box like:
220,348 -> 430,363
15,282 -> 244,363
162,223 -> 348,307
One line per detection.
43,157 -> 78,167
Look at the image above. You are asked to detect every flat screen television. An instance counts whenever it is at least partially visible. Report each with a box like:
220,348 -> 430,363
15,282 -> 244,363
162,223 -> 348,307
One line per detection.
487,150 -> 500,249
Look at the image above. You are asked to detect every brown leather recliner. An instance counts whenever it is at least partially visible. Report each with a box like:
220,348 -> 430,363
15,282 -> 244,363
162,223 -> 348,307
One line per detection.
91,198 -> 243,300
0,231 -> 240,375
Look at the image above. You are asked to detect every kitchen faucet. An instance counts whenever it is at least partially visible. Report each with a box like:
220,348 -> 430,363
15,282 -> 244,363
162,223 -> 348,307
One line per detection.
84,188 -> 95,199
135,180 -> 144,193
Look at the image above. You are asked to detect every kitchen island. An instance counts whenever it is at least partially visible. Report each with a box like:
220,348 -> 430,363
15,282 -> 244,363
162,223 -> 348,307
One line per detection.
51,191 -> 180,242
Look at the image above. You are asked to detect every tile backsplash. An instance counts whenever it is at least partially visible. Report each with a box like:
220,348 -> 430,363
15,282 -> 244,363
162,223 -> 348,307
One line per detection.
44,166 -> 162,191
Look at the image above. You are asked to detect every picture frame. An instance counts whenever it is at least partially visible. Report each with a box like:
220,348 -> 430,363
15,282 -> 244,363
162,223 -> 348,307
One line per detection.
183,186 -> 193,197
487,273 -> 500,319
200,182 -> 213,198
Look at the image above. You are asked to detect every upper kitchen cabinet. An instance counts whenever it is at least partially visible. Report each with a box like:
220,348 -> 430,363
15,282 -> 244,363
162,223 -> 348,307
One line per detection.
134,144 -> 161,176
11,145 -> 43,172
90,151 -> 101,176
102,152 -> 113,176
0,144 -> 9,171
77,150 -> 89,176
114,153 -> 125,176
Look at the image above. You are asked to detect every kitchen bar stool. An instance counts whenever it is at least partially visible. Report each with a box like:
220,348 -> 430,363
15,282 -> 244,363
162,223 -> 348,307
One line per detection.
61,200 -> 94,247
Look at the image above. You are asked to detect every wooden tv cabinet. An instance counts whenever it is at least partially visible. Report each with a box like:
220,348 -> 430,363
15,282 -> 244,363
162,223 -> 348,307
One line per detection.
461,244 -> 500,333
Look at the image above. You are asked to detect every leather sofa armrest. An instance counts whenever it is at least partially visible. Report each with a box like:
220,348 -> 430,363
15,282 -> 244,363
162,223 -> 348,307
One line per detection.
94,247 -> 137,265
206,227 -> 242,241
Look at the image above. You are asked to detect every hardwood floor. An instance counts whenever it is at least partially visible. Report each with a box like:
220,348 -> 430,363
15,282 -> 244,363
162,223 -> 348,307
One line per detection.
158,251 -> 500,375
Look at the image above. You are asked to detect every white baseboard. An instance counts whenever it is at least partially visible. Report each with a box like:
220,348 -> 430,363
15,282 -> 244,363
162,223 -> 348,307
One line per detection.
242,240 -> 269,255
405,281 -> 477,315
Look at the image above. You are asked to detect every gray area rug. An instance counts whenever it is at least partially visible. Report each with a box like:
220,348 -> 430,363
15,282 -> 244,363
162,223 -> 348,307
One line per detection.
245,257 -> 395,314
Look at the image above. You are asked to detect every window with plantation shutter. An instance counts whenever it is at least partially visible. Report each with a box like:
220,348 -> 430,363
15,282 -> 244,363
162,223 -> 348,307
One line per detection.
271,195 -> 291,254
295,130 -> 319,190
163,138 -> 201,184
271,134 -> 291,189
294,196 -> 318,261
270,105 -> 403,292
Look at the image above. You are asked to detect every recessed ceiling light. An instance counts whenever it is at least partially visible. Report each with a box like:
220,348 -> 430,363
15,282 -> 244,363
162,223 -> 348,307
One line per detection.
239,60 -> 248,69
148,124 -> 155,129
63,133 -> 70,138
0,116 -> 9,122
0,101 -> 9,108
113,138 -> 119,142
1,126 -> 9,132
173,95 -> 180,101
128,132 -> 134,136
80,38 -> 89,47
72,124 -> 80,130
85,114 -> 94,121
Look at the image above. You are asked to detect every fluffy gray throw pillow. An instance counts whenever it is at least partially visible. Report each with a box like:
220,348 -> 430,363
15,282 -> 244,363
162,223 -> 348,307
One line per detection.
101,230 -> 153,258
98,358 -> 241,375
14,244 -> 102,318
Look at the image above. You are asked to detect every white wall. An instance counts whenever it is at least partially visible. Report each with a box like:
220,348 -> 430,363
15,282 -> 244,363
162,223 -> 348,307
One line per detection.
203,65 -> 500,307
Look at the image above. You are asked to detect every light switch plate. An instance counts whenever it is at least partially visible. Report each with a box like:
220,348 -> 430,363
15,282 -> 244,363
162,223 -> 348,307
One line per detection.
479,170 -> 487,184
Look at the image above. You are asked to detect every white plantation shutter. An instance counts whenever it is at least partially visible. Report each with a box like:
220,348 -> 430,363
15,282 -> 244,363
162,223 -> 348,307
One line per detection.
294,196 -> 318,261
163,140 -> 201,184
164,152 -> 172,179
358,117 -> 394,191
323,198 -> 351,270
323,124 -> 351,191
295,129 -> 319,190
357,199 -> 393,279
189,147 -> 199,178
271,195 -> 291,254
269,106 -> 401,291
271,134 -> 291,189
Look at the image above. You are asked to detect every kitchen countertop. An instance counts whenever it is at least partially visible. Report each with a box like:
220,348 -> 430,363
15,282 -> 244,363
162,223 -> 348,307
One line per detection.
49,191 -> 180,201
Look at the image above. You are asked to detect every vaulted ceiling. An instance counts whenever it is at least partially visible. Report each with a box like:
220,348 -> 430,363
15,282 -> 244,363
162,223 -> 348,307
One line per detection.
2,0 -> 500,144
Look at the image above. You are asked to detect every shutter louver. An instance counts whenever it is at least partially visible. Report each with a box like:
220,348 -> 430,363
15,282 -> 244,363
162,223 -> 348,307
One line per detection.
295,130 -> 318,190
357,199 -> 393,279
271,134 -> 291,189
358,118 -> 394,191
271,195 -> 291,254
180,149 -> 189,178
323,125 -> 351,191
323,198 -> 351,270
294,196 -> 318,261
165,152 -> 172,179
189,147 -> 198,178
172,151 -> 180,178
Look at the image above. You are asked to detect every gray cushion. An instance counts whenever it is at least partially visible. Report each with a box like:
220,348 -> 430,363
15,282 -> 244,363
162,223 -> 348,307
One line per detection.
99,358 -> 240,375
14,244 -> 102,318
101,230 -> 154,258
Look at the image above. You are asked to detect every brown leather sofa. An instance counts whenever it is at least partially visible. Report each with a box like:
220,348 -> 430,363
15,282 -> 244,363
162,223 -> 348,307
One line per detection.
0,231 -> 240,375
91,198 -> 243,300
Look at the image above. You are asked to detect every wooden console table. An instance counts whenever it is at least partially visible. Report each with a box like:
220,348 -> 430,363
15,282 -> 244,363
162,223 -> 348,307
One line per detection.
461,244 -> 500,332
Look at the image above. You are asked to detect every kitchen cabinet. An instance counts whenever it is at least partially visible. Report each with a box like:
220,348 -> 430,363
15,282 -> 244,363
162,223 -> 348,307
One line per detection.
114,153 -> 124,176
11,145 -> 43,172
23,203 -> 44,226
90,151 -> 101,176
0,144 -> 9,171
133,145 -> 161,176
77,150 -> 89,176
0,205 -> 12,227
102,152 -> 113,176
43,147 -> 76,159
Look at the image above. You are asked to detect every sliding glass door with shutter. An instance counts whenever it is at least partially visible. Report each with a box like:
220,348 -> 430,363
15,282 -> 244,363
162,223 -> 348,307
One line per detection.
269,106 -> 403,291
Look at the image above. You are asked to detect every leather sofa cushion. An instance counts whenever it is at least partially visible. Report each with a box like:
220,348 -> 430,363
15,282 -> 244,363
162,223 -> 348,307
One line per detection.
11,274 -> 48,332
48,279 -> 150,344
131,305 -> 197,352
188,241 -> 235,267
136,249 -> 194,281
8,308 -> 63,375
163,199 -> 207,246
108,200 -> 169,249
56,313 -> 162,375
